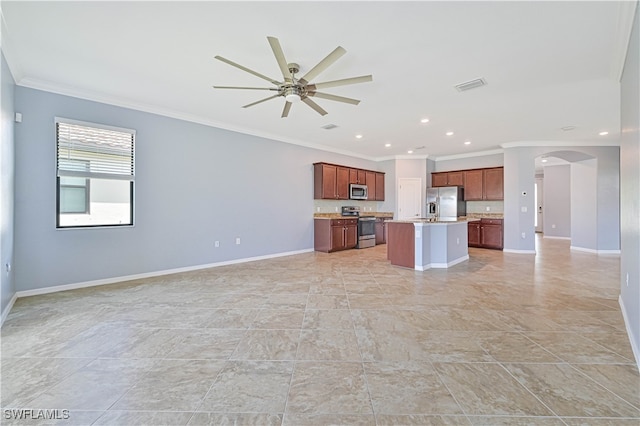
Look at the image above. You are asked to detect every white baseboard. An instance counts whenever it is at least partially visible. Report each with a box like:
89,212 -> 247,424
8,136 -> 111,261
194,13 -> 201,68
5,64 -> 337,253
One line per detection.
415,255 -> 469,271
570,246 -> 621,255
619,294 -> 640,369
16,248 -> 314,299
543,235 -> 571,240
1,292 -> 18,326
502,249 -> 536,254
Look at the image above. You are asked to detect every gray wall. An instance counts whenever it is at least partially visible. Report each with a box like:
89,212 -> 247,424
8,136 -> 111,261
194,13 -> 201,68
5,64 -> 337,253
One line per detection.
433,152 -> 504,172
571,159 -> 598,250
503,145 -> 620,253
13,87 -> 382,292
542,165 -> 571,238
620,3 -> 640,364
1,52 -> 16,315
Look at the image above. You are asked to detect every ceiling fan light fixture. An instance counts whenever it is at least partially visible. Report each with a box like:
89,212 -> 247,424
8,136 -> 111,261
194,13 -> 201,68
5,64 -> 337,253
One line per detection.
284,87 -> 302,103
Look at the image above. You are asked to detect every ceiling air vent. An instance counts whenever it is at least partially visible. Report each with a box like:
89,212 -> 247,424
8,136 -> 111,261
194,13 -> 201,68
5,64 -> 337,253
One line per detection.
321,124 -> 339,130
454,78 -> 487,92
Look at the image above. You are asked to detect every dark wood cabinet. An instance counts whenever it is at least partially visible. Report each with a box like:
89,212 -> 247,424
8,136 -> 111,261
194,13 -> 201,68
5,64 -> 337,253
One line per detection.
463,169 -> 484,200
447,171 -> 464,186
365,171 -> 376,200
314,163 -> 349,200
468,220 -> 481,246
350,168 -> 366,185
433,167 -> 503,201
483,168 -> 504,200
387,222 -> 415,268
314,218 -> 358,252
432,171 -> 464,187
375,217 -> 388,245
468,218 -> 503,250
314,162 -> 384,201
375,172 -> 385,201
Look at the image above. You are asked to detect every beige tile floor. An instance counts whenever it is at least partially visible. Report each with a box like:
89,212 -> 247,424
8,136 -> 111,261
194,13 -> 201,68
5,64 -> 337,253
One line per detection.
1,235 -> 639,425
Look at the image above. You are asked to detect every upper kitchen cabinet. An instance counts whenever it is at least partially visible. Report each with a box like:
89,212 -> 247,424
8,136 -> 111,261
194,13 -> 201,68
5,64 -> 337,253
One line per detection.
314,163 -> 350,199
432,171 -> 464,187
463,169 -> 484,200
350,168 -> 366,185
483,167 -> 504,200
375,172 -> 385,201
314,162 -> 385,201
462,167 -> 504,201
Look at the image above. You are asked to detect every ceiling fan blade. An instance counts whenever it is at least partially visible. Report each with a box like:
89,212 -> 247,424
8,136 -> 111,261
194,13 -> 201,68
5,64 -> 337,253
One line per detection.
242,94 -> 281,108
282,102 -> 292,118
267,36 -> 292,82
299,46 -> 347,85
215,55 -> 281,85
307,91 -> 360,105
302,97 -> 328,116
213,86 -> 277,91
308,75 -> 373,90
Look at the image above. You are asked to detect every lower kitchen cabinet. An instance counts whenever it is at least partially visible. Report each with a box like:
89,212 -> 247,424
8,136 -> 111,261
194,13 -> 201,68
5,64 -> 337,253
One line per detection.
468,218 -> 503,250
375,217 -> 387,245
314,218 -> 358,253
468,220 -> 481,246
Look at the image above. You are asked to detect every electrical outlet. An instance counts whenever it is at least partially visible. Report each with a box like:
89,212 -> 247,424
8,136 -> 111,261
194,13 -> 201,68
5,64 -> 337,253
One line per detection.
335,207 -> 339,212
235,238 -> 241,245
486,206 -> 490,212
521,232 -> 526,239
456,237 -> 460,245
551,224 -> 556,229
521,206 -> 527,213
626,273 -> 629,287
214,241 -> 219,248
316,207 -> 320,212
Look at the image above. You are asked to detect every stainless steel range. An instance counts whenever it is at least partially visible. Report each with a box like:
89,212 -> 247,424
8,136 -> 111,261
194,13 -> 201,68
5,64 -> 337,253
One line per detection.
342,206 -> 376,249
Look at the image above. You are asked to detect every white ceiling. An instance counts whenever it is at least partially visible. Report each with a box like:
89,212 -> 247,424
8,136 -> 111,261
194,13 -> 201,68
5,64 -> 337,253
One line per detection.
1,1 -> 635,161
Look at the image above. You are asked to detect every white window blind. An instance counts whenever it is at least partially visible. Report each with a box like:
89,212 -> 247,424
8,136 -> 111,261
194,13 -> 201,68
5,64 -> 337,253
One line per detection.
56,119 -> 135,181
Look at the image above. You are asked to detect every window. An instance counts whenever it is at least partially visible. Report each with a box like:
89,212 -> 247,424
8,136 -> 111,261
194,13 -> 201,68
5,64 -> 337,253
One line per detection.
56,118 -> 135,228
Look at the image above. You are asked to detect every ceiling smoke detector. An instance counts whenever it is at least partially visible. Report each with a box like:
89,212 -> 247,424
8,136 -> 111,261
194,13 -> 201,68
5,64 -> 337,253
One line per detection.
454,78 -> 487,92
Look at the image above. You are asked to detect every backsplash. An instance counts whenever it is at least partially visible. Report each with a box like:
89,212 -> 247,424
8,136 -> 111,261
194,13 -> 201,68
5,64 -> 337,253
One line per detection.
313,200 -> 378,214
466,200 -> 504,214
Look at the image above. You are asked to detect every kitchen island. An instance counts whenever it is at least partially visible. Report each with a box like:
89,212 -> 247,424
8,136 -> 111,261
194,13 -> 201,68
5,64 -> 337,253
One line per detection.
386,219 -> 469,270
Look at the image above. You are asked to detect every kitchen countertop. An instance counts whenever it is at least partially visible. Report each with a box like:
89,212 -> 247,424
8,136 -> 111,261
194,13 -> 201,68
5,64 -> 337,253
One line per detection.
386,218 -> 468,224
314,212 -> 394,219
463,213 -> 504,220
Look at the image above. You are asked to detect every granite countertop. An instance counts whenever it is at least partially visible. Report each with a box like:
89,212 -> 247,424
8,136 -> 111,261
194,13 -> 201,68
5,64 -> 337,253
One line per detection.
314,212 -> 394,220
462,213 -> 504,220
386,218 -> 468,224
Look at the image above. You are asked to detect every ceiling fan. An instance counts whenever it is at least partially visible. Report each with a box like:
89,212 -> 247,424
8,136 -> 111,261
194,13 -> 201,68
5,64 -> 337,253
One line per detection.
213,36 -> 373,118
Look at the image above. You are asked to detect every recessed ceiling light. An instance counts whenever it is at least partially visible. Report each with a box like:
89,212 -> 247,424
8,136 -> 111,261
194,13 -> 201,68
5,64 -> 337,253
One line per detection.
420,118 -> 430,123
446,131 -> 454,136
355,134 -> 363,139
384,143 -> 391,148
561,126 -> 576,132
542,159 -> 548,163
464,141 -> 471,145
599,131 -> 609,136
407,150 -> 413,154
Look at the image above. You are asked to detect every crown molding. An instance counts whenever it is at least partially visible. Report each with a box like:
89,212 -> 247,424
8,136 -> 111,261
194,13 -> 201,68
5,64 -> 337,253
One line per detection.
17,76 -> 382,162
431,148 -> 504,162
501,140 -> 620,148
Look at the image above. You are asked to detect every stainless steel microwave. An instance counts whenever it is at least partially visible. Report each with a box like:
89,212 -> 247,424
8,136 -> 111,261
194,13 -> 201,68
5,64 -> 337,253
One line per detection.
349,184 -> 368,200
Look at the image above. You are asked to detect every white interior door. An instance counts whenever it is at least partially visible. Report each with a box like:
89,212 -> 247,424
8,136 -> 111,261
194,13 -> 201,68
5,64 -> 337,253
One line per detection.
397,178 -> 422,220
535,178 -> 544,233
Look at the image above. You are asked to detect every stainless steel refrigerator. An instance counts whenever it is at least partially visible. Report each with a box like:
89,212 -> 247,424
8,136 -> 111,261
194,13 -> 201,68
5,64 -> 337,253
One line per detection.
426,186 -> 466,220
